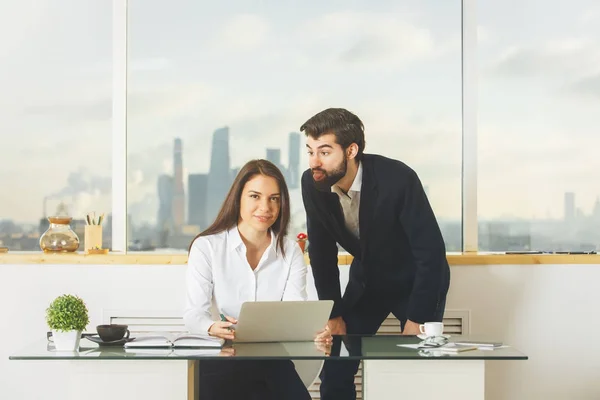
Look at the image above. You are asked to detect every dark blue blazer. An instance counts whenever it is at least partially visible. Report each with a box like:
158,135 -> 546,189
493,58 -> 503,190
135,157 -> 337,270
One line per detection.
301,154 -> 450,323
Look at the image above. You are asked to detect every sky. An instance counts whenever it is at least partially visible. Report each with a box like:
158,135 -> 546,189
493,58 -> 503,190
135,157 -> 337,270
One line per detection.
0,0 -> 598,225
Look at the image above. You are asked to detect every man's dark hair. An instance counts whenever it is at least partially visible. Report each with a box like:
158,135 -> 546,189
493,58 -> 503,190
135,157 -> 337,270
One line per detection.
299,108 -> 366,161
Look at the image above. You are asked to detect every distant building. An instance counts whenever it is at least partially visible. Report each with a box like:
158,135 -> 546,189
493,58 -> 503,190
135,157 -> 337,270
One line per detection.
266,148 -> 282,168
172,138 -> 185,232
157,174 -> 173,247
288,132 -> 301,189
188,174 -> 208,230
207,127 -> 232,225
564,192 -> 575,222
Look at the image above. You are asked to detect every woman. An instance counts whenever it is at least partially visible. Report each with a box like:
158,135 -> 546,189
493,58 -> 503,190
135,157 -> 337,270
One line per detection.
184,159 -> 330,400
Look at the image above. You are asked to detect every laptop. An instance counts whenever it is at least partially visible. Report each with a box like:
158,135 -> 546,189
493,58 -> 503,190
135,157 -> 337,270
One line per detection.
233,300 -> 333,343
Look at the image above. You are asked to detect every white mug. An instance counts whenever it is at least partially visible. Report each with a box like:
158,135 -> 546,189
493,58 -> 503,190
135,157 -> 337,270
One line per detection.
419,322 -> 444,337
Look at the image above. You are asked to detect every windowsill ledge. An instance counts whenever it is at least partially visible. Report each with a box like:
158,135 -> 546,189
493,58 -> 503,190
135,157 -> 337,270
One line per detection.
1,251 -> 600,265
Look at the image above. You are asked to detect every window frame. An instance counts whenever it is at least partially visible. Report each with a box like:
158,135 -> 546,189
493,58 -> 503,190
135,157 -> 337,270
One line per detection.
111,0 -> 478,253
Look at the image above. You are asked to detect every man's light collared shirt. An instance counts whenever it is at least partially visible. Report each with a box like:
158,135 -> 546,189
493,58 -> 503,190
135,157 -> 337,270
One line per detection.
331,162 -> 363,239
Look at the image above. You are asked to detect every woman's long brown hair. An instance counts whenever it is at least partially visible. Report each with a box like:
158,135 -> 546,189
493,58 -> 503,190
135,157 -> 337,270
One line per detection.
188,159 -> 291,257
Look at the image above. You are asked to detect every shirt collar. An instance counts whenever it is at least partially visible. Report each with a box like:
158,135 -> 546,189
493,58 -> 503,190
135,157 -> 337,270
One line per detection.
227,225 -> 277,253
227,226 -> 244,251
351,161 -> 363,193
331,161 -> 363,197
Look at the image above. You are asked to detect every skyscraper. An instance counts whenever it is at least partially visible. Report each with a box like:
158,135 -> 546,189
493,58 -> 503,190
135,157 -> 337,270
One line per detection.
188,174 -> 208,229
593,197 -> 600,221
207,127 -> 231,224
172,138 -> 185,232
266,148 -> 282,168
288,132 -> 300,189
564,192 -> 575,222
157,174 -> 173,247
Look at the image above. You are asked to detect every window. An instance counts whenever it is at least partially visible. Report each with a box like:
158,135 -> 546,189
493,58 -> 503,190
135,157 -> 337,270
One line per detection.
0,1 -> 112,251
126,0 -> 462,251
478,0 -> 600,251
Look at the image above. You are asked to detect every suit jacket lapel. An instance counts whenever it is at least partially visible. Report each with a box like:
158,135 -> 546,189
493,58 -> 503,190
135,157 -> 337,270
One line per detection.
359,156 -> 377,257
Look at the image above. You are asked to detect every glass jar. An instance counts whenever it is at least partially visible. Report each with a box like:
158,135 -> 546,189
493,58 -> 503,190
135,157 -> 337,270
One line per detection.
39,217 -> 80,253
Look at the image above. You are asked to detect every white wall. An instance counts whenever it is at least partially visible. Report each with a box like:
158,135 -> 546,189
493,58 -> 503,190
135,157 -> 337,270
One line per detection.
0,265 -> 191,400
447,265 -> 600,400
1,264 -> 599,399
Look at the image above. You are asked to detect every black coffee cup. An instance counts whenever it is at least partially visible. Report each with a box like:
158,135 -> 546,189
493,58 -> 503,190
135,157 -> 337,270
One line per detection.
96,324 -> 130,342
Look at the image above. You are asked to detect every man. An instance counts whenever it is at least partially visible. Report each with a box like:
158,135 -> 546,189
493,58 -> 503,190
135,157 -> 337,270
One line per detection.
300,108 -> 450,400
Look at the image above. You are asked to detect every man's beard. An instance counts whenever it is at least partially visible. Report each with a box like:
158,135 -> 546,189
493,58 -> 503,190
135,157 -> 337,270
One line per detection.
312,157 -> 348,192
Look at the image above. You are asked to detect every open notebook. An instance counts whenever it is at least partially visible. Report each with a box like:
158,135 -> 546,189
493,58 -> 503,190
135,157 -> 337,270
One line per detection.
124,333 -> 224,349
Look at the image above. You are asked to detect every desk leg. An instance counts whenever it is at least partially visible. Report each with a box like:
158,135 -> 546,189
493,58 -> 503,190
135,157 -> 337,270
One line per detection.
188,360 -> 199,400
363,360 -> 485,400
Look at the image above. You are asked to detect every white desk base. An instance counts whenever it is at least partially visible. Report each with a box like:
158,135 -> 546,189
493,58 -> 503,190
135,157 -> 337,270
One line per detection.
65,360 -> 187,399
30,359 -> 483,399
364,360 -> 485,400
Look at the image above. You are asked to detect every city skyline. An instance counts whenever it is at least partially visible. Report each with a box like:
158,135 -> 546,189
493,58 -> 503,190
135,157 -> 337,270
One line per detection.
5,120 -> 600,253
4,114 -> 600,230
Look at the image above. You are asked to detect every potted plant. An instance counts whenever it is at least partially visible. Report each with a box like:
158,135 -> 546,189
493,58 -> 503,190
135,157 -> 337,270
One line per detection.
46,294 -> 90,351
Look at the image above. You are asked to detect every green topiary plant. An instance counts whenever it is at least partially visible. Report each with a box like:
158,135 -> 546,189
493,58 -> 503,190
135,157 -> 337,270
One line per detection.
46,294 -> 90,332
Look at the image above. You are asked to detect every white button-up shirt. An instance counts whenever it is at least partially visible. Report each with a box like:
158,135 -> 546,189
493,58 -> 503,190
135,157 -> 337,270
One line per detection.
184,226 -> 307,334
331,161 -> 363,239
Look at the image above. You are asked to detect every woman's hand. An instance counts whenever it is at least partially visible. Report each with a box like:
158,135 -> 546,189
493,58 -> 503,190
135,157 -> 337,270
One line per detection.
314,325 -> 333,344
208,315 -> 237,340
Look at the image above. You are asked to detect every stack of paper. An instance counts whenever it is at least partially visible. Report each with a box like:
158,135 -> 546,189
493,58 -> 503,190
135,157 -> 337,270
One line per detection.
397,343 -> 478,353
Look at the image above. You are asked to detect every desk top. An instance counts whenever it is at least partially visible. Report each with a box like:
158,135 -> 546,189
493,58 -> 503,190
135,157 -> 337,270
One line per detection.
10,335 -> 527,361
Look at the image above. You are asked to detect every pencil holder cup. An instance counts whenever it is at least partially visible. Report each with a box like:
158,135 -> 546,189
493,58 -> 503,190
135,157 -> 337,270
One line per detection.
84,225 -> 103,251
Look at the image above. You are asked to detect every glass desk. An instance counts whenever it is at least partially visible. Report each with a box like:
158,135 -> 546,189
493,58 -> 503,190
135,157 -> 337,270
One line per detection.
10,335 -> 527,400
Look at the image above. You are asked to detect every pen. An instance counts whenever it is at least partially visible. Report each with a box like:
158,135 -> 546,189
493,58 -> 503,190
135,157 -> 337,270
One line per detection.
220,313 -> 232,331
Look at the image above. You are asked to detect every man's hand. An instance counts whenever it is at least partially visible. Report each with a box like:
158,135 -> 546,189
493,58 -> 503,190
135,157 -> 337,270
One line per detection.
315,340 -> 332,356
402,319 -> 421,335
327,316 -> 347,335
314,325 -> 333,344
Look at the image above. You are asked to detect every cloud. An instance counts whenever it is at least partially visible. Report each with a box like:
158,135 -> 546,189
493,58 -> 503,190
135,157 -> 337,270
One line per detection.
300,11 -> 450,71
566,73 -> 600,99
127,82 -> 215,121
21,98 -> 111,121
128,143 -> 172,189
40,168 -> 111,219
580,8 -> 600,24
49,168 -> 111,198
213,14 -> 270,51
487,38 -> 600,79
477,25 -> 491,44
129,58 -> 173,72
0,2 -> 53,59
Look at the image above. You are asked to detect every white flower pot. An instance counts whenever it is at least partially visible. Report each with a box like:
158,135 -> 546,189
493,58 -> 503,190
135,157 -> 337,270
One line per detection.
52,330 -> 82,351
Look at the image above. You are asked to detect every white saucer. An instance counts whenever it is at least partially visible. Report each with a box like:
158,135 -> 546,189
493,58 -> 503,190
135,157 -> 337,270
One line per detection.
417,334 -> 451,340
